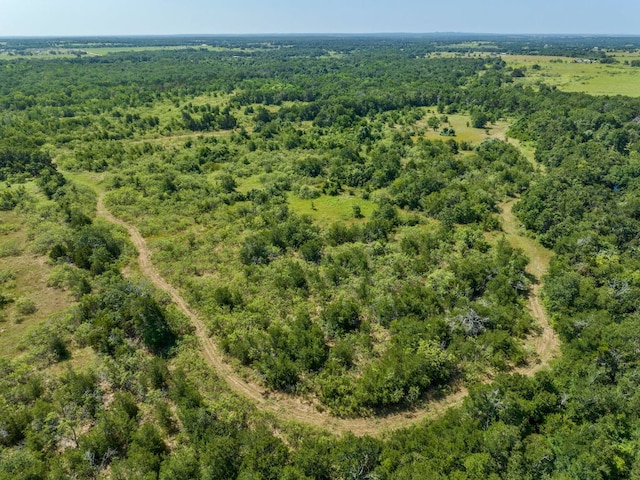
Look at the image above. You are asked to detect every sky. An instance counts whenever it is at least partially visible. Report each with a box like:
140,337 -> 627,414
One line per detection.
0,0 -> 639,37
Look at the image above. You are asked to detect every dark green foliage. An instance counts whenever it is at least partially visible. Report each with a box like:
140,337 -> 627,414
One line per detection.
259,353 -> 299,391
322,298 -> 361,334
111,423 -> 168,479
274,259 -> 308,292
239,426 -> 290,480
355,340 -> 455,408
326,222 -> 362,246
296,156 -> 326,177
50,223 -> 122,275
218,173 -> 237,193
181,106 -> 237,132
0,147 -> 55,180
47,334 -> 70,362
364,200 -> 399,241
269,213 -> 319,250
144,358 -> 170,391
159,446 -> 199,480
212,285 -> 243,310
332,434 -> 382,480
0,292 -> 13,309
79,393 -> 139,466
257,311 -> 328,391
300,238 -> 324,263
6,35 -> 640,480
129,294 -> 177,355
36,167 -> 67,199
471,109 -> 489,128
240,232 -> 274,265
77,277 -> 178,356
0,185 -> 28,210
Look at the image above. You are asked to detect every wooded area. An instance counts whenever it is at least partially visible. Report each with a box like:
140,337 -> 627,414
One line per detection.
1,35 -> 640,479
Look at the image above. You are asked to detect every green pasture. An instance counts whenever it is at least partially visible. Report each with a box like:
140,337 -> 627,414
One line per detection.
236,173 -> 378,226
504,54 -> 640,97
288,193 -> 376,225
236,174 -> 264,194
0,44 -> 266,60
417,112 -> 511,145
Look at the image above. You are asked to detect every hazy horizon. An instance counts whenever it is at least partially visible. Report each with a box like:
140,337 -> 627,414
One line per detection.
3,33 -> 640,39
1,0 -> 639,37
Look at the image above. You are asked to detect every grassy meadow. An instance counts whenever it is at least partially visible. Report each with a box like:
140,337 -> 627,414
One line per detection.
503,53 -> 640,97
417,112 -> 512,144
0,209 -> 74,358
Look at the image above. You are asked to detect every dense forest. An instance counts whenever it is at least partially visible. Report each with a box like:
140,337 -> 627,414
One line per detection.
1,35 -> 640,479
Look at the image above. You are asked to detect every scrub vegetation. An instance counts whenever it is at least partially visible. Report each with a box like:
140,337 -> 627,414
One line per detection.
1,34 -> 640,479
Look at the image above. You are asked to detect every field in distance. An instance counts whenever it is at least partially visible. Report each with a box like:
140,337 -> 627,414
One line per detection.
503,53 -> 640,97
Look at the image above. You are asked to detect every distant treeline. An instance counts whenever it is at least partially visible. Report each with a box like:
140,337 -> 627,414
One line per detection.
2,34 -> 640,59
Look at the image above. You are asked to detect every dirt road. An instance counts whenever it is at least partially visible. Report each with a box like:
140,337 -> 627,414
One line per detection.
500,199 -> 560,376
96,194 -> 559,436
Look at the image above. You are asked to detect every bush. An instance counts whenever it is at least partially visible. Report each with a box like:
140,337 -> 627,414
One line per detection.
48,334 -> 70,362
240,233 -> 274,265
15,297 -> 37,315
0,270 -> 15,285
300,238 -> 323,263
322,298 -> 361,334
471,110 -> 489,129
0,292 -> 13,309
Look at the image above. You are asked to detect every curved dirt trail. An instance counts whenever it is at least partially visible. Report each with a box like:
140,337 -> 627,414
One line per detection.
96,194 -> 559,436
500,200 -> 560,375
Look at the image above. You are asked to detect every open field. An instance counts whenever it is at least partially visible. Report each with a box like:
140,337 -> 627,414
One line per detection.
236,175 -> 377,225
417,112 -> 511,145
288,192 -> 376,225
503,53 -> 640,97
0,44 -> 270,60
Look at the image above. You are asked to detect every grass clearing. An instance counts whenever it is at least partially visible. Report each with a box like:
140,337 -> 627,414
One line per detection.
0,44 -> 270,61
63,171 -> 108,193
236,174 -> 264,194
46,346 -> 99,375
503,54 -> 640,97
416,112 -> 512,145
0,213 -> 74,358
489,200 -> 554,279
288,193 -> 376,225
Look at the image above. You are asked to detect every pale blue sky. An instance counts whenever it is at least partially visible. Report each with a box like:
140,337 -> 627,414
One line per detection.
0,0 -> 638,36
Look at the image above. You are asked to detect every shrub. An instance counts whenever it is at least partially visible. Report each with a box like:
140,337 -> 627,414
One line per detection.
322,298 -> 361,334
16,297 -> 37,315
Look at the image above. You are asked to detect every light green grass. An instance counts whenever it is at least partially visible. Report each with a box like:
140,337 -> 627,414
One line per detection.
417,112 -> 511,145
63,171 -> 108,194
85,45 -> 271,55
0,212 -> 74,358
85,45 -> 204,55
504,54 -> 640,97
288,193 -> 376,225
0,51 -> 78,60
46,346 -> 98,375
439,41 -> 499,50
236,174 -> 264,194
0,44 -> 267,60
128,92 -> 230,131
610,51 -> 640,62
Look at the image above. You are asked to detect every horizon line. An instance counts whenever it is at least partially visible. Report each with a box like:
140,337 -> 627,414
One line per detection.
2,32 -> 640,39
